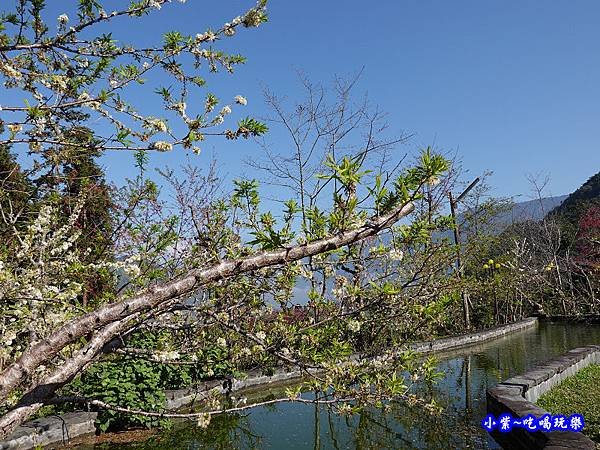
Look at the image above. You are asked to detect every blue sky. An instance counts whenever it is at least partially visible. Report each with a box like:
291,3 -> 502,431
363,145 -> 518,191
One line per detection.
11,1 -> 600,202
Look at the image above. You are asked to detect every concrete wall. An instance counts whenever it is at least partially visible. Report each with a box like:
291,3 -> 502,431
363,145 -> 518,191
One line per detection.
408,317 -> 538,354
0,317 -> 540,449
0,412 -> 98,450
487,345 -> 600,450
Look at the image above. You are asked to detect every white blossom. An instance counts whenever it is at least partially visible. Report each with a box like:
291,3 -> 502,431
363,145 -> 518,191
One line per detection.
220,105 -> 232,116
234,95 -> 247,106
255,331 -> 266,341
57,14 -> 69,24
152,141 -> 173,151
427,176 -> 440,187
332,285 -> 346,299
0,63 -> 22,80
389,248 -> 404,261
174,102 -> 186,115
297,264 -> 313,280
347,319 -> 361,333
124,264 -> 141,278
196,413 -> 211,428
145,118 -> 168,133
223,23 -> 235,36
196,31 -> 216,42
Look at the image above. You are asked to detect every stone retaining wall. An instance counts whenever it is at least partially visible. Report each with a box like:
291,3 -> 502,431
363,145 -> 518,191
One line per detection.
0,317 -> 540,449
487,345 -> 600,449
0,412 -> 98,450
164,365 -> 320,410
408,317 -> 538,354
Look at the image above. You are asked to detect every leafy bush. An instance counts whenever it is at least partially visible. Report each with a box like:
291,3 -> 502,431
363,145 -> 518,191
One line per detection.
68,359 -> 170,432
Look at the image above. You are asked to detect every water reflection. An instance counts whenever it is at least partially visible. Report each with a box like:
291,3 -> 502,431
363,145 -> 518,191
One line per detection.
101,322 -> 600,449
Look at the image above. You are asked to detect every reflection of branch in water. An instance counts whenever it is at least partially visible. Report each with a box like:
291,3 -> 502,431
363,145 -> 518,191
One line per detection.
354,408 -> 416,448
462,355 -> 472,414
139,412 -> 264,449
325,406 -> 342,450
313,401 -> 320,450
50,393 -> 357,419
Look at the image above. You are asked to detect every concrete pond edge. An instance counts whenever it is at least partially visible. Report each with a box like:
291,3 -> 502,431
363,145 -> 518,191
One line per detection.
487,344 -> 600,449
0,316 -> 542,449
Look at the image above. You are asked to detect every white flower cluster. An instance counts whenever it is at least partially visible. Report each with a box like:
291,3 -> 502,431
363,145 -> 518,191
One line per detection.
174,102 -> 186,115
196,31 -> 216,42
223,23 -> 236,36
144,118 -> 168,133
347,319 -> 361,333
196,413 -> 211,429
57,14 -> 69,24
427,176 -> 440,187
152,141 -> 173,151
78,91 -> 101,109
388,248 -> 404,261
50,75 -> 69,92
0,201 -> 94,365
7,124 -> 22,134
234,95 -> 247,106
0,62 -> 22,80
296,264 -> 313,280
155,350 -> 180,362
255,331 -> 266,341
242,5 -> 266,28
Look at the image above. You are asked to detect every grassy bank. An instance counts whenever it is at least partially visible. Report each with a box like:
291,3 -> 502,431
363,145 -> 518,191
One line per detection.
536,364 -> 600,443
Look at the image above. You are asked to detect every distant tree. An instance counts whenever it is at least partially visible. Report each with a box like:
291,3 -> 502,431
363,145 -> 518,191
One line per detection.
575,205 -> 600,269
0,145 -> 33,244
548,171 -> 600,248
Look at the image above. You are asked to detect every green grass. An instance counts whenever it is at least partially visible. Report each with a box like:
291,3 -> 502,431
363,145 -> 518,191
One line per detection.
537,364 -> 600,443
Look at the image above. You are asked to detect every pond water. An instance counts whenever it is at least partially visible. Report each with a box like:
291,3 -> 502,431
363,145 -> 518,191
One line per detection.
90,322 -> 600,449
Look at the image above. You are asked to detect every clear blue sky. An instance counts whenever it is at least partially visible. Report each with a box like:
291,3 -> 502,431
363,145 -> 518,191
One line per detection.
34,1 -> 600,200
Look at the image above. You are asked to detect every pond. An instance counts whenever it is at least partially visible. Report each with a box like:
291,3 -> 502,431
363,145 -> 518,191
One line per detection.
86,322 -> 600,449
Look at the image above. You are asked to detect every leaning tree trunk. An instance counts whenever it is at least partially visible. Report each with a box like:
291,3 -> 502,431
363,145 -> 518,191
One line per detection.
0,201 -> 415,438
